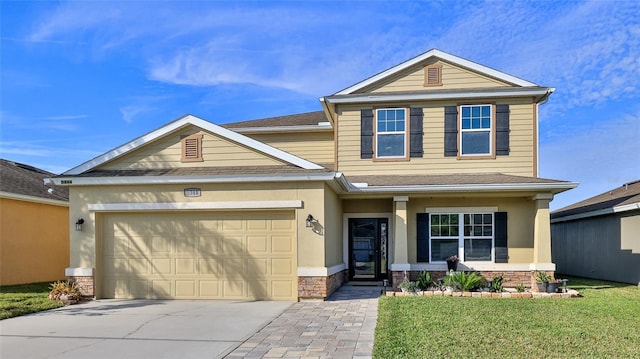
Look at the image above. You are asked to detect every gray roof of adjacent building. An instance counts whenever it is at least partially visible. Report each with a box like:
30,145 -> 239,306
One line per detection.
552,180 -> 640,219
0,159 -> 69,201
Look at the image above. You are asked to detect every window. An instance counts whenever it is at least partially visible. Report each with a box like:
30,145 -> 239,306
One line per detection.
376,108 -> 406,158
429,212 -> 494,262
181,134 -> 203,162
460,104 -> 492,156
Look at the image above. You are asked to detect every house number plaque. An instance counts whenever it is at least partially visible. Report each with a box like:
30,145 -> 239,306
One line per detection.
184,188 -> 202,197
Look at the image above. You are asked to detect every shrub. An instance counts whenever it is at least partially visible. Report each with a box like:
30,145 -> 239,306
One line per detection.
48,280 -> 81,304
489,275 -> 505,292
515,283 -> 526,292
399,281 -> 420,293
416,271 -> 433,290
447,271 -> 485,292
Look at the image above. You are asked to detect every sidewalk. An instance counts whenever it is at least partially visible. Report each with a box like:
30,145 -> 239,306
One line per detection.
224,284 -> 381,359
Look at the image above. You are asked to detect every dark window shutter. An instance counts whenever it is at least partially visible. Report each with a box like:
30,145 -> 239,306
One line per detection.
444,106 -> 458,157
409,107 -> 424,158
495,104 -> 510,156
417,213 -> 429,262
360,109 -> 374,159
494,212 -> 508,263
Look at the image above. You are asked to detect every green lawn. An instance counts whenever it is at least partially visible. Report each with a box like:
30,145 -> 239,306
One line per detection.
0,281 -> 63,320
374,277 -> 640,358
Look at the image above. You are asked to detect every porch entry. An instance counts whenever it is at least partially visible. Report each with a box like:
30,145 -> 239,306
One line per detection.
348,218 -> 388,281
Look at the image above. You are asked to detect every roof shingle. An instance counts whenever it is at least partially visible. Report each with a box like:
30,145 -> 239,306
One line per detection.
552,180 -> 640,218
0,159 -> 69,201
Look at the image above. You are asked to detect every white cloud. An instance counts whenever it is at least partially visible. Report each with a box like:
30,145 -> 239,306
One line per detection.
119,105 -> 152,124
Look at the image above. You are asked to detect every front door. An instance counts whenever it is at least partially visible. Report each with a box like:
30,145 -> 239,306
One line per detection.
348,218 -> 388,281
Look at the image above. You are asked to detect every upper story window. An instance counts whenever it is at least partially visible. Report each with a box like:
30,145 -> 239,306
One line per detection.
376,108 -> 406,158
460,104 -> 492,156
181,134 -> 203,162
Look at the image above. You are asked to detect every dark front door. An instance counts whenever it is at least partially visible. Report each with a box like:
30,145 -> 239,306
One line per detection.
348,218 -> 388,281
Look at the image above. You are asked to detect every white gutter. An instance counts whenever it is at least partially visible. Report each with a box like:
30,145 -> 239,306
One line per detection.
47,172 -> 339,186
348,182 -> 578,194
325,88 -> 552,104
551,202 -> 640,223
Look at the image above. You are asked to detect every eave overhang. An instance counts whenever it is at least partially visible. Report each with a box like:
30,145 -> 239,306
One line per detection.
346,181 -> 577,195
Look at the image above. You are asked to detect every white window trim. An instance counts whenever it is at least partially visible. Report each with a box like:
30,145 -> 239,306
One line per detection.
427,210 -> 497,263
375,108 -> 407,159
460,104 -> 492,156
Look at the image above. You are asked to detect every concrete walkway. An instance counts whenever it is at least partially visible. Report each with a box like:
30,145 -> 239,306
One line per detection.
225,284 -> 381,359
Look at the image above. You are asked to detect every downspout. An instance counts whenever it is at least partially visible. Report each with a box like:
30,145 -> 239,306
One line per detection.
536,87 -> 555,177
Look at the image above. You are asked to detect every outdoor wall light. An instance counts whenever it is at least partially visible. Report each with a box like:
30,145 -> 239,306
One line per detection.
305,214 -> 316,228
75,218 -> 85,231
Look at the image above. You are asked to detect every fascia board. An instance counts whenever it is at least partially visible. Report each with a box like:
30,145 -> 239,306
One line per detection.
64,115 -> 323,175
334,49 -> 537,95
326,88 -> 552,104
49,172 -> 338,186
551,201 -> 640,223
0,191 -> 69,207
347,182 -> 578,194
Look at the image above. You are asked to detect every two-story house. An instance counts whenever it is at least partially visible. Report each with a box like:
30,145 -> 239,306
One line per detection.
48,49 -> 576,300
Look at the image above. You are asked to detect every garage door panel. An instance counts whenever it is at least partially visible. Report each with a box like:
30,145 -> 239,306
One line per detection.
198,258 -> 221,275
151,258 -> 172,274
272,258 -> 294,275
176,258 -> 195,274
272,236 -> 293,253
102,212 -> 296,300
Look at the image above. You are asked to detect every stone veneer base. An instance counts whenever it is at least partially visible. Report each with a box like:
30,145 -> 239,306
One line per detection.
298,269 -> 348,300
67,276 -> 95,298
387,289 -> 581,298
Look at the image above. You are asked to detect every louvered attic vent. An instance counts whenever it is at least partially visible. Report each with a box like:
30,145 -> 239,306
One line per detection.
181,134 -> 203,162
424,64 -> 442,87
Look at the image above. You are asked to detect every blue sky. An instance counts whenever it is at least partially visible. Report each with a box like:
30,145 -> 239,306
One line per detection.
1,0 -> 638,210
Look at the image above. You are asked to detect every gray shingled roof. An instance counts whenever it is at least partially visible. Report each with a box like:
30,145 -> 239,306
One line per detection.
552,180 -> 640,218
223,111 -> 327,128
0,159 -> 69,201
347,173 -> 567,187
63,164 -> 335,178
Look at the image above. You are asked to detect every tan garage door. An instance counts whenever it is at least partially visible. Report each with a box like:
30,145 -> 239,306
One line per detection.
100,211 -> 297,300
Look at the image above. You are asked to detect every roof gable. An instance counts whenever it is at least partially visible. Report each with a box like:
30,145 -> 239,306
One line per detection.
553,180 -> 640,218
334,49 -> 538,96
64,115 -> 323,175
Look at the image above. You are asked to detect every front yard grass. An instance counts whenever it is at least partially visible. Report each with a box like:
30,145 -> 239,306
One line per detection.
0,281 -> 63,320
374,277 -> 640,358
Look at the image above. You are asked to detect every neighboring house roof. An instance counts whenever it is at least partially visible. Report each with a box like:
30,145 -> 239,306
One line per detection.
552,180 -> 640,221
61,114 -> 325,176
223,111 -> 330,132
0,159 -> 68,202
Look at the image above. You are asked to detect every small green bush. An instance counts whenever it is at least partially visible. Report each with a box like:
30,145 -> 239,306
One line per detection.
447,271 -> 485,291
489,275 -> 505,292
416,271 -> 433,290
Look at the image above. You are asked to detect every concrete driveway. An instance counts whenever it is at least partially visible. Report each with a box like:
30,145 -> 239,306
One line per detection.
0,299 -> 293,359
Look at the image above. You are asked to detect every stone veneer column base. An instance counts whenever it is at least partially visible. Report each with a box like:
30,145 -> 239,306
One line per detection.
67,276 -> 95,298
298,269 -> 348,300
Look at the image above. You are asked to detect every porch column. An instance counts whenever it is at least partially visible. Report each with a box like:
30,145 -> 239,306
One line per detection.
393,196 -> 409,265
533,194 -> 554,264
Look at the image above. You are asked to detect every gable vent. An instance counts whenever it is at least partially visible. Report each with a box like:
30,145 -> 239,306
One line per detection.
424,64 -> 442,87
181,134 -> 203,162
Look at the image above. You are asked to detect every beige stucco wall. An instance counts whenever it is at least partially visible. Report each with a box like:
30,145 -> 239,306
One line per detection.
68,181 -> 330,271
406,196 -> 537,263
323,184 -> 343,267
335,98 -> 536,177
0,198 -> 69,285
